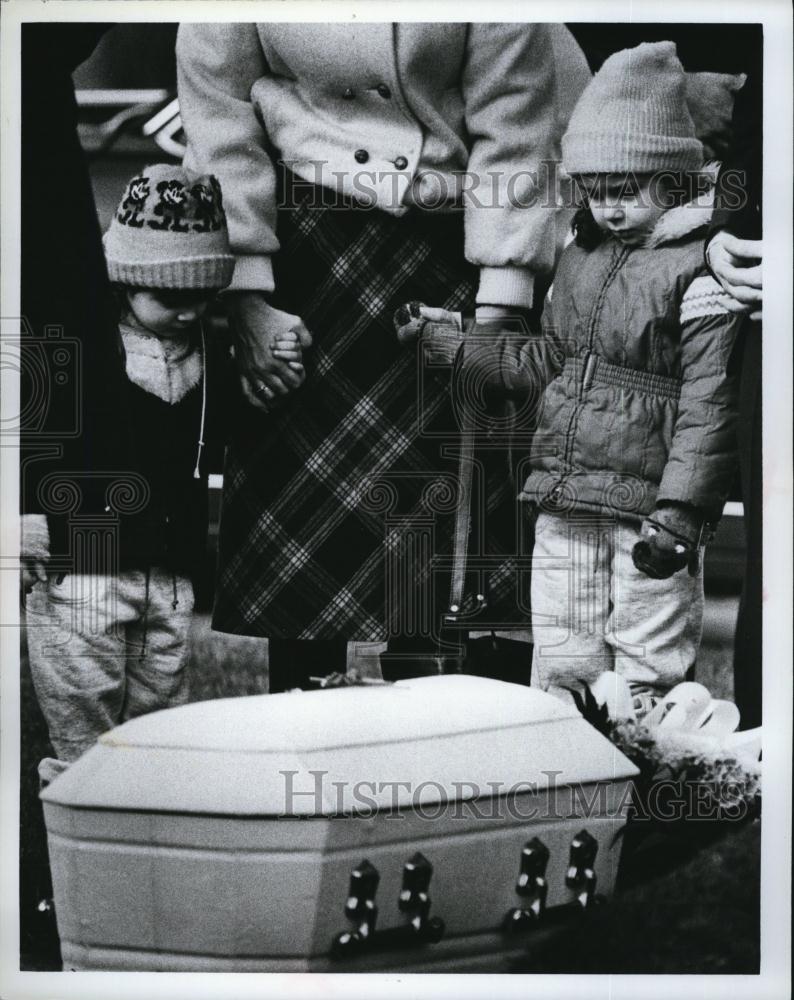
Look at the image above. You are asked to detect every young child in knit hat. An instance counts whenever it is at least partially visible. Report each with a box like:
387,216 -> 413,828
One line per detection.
396,42 -> 745,714
21,164 -> 278,785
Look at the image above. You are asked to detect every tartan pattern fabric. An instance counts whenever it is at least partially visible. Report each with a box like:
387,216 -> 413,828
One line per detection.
212,176 -> 523,640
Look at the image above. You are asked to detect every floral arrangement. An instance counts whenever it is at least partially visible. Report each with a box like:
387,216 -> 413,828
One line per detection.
572,675 -> 761,825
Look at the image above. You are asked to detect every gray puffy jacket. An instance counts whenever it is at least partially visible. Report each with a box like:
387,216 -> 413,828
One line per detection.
466,197 -> 745,522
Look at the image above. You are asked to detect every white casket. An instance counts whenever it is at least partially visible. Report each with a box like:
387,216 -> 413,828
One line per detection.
41,675 -> 639,972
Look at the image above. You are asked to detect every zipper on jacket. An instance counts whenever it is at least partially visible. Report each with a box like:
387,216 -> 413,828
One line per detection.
582,353 -> 597,390
561,242 -> 631,475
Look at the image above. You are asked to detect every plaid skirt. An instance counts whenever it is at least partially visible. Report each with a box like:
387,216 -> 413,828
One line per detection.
213,175 -> 526,640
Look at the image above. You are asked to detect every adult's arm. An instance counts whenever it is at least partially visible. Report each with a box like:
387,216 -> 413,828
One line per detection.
656,277 -> 745,519
177,25 -> 309,409
701,48 -> 762,316
462,23 -> 590,310
176,23 -> 277,293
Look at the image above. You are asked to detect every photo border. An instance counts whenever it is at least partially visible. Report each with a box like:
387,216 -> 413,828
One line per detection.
1,2 -> 791,998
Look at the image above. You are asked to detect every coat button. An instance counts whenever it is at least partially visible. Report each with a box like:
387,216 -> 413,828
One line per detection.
354,149 -> 370,164
417,172 -> 444,202
394,155 -> 408,170
376,83 -> 391,99
342,88 -> 355,99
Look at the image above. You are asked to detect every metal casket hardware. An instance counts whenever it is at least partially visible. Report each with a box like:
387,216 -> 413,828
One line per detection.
331,859 -> 380,958
503,836 -> 550,931
397,851 -> 445,944
331,853 -> 444,960
565,829 -> 598,908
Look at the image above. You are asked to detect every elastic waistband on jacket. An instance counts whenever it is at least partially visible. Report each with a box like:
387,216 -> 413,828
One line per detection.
566,355 -> 682,400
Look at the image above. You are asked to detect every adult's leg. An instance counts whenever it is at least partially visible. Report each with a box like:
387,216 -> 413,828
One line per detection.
530,511 -> 612,700
213,185 -> 488,648
380,636 -> 450,681
267,639 -> 349,693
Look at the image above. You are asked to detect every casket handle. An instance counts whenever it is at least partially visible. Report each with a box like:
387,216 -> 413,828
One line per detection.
503,836 -> 550,931
398,851 -> 445,943
565,829 -> 598,908
331,852 -> 445,960
331,859 -> 380,958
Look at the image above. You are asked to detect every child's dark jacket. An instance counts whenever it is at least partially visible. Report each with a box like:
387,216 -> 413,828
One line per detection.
470,196 -> 745,521
117,318 -> 232,578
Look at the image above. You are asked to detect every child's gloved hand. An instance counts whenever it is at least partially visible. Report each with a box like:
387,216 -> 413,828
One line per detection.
632,503 -> 704,579
393,301 -> 466,366
20,514 -> 50,601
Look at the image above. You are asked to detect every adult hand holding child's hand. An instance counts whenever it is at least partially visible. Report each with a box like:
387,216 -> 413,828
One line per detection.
228,292 -> 312,411
393,301 -> 466,365
393,301 -> 539,400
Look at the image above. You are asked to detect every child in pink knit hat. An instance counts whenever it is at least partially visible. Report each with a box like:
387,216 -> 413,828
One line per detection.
396,43 -> 746,714
22,165 -> 295,785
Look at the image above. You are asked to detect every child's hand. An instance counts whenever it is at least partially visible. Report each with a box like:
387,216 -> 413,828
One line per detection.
227,293 -> 311,412
393,301 -> 464,342
632,503 -> 704,579
393,301 -> 465,366
20,513 -> 51,603
21,558 -> 48,597
270,330 -> 305,374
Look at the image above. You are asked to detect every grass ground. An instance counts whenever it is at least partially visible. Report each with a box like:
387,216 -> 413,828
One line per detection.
19,592 -> 758,972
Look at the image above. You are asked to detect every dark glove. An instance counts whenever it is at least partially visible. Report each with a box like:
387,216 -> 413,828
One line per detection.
393,301 -> 468,367
394,302 -> 544,409
393,300 -> 423,339
632,503 -> 705,579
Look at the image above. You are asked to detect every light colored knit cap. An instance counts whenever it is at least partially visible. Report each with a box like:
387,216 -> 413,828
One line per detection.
104,164 -> 235,289
562,41 -> 704,175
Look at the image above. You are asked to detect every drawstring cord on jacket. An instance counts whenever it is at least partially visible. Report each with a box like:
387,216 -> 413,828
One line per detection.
139,570 -> 180,661
140,565 -> 151,661
193,322 -> 207,479
131,321 -> 199,661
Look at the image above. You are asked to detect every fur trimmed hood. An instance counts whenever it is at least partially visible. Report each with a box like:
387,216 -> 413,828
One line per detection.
645,186 -> 716,248
645,165 -> 718,248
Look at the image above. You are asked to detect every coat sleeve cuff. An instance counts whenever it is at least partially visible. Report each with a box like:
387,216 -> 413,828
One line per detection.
476,267 -> 535,309
227,255 -> 275,294
656,478 -> 724,525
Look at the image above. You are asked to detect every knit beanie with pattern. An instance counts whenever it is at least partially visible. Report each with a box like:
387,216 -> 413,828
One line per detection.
562,42 -> 704,175
104,164 -> 235,289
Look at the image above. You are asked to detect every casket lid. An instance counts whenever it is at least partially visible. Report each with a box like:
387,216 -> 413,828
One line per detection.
42,676 -> 638,816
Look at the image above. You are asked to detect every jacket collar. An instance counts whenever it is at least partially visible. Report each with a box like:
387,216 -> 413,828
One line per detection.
119,316 -> 201,404
643,166 -> 718,248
